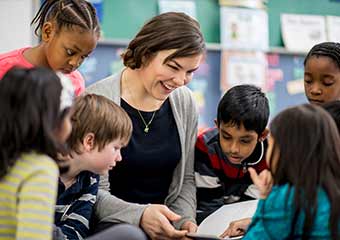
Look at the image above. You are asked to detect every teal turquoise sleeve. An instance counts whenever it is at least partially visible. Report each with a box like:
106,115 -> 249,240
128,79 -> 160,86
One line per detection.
242,185 -> 293,240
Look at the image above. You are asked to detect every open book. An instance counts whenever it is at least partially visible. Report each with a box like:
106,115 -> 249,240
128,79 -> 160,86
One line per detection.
187,200 -> 259,240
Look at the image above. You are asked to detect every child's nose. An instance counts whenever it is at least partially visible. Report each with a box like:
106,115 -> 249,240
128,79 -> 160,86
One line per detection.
116,150 -> 122,162
230,142 -> 240,153
68,56 -> 82,69
310,83 -> 322,95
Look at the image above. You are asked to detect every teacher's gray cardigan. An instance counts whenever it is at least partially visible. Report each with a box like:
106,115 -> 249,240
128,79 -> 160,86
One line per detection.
86,70 -> 198,229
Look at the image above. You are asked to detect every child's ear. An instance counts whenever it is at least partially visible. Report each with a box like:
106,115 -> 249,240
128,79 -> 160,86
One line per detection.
258,128 -> 269,142
41,22 -> 54,42
83,133 -> 95,151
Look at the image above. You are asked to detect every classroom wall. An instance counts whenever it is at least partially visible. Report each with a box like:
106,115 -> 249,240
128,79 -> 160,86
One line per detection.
268,0 -> 340,47
101,0 -> 220,43
81,0 -> 340,128
0,0 -> 38,53
1,0 -> 336,128
99,0 -> 340,47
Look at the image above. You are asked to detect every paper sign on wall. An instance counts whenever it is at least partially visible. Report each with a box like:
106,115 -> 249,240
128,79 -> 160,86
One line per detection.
326,15 -> 340,42
220,7 -> 268,51
220,51 -> 267,92
281,14 -> 327,52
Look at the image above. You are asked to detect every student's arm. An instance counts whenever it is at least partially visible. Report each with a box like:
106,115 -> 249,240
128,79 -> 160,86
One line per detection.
195,146 -> 224,202
242,186 -> 293,240
16,169 -> 58,240
57,175 -> 99,239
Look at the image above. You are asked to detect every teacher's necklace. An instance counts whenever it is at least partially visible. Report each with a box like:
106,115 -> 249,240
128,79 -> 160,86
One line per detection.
137,109 -> 156,133
124,72 -> 157,133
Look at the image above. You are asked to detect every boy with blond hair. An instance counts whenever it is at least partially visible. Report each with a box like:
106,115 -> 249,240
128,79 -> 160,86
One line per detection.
54,94 -> 143,240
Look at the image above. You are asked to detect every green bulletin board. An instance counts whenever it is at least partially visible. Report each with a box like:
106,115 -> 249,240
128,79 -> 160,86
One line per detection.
101,0 -> 220,43
100,0 -> 340,47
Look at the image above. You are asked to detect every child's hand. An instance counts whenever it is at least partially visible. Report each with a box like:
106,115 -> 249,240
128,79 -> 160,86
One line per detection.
248,168 -> 273,199
220,217 -> 251,238
181,220 -> 197,233
180,221 -> 197,240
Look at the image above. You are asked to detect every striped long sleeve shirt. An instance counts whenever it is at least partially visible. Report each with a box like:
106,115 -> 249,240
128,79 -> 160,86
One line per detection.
55,171 -> 99,240
195,128 -> 268,223
0,152 -> 59,240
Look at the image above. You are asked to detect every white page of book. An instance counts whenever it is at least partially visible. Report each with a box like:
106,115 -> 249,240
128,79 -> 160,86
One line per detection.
197,200 -> 259,236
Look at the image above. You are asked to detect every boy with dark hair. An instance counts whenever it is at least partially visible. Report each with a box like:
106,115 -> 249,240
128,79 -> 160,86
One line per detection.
195,84 -> 270,223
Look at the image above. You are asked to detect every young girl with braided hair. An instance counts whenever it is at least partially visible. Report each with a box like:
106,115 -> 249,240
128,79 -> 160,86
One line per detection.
0,0 -> 100,96
304,42 -> 340,104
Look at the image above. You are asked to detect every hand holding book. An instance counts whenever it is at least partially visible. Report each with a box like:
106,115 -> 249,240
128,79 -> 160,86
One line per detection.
220,217 -> 251,238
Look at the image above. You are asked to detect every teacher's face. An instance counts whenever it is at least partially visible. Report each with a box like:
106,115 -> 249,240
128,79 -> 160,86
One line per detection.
139,49 -> 203,101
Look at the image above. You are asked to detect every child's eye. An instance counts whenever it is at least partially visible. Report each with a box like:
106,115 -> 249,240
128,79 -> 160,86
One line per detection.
66,49 -> 74,56
81,54 -> 90,60
222,135 -> 231,140
304,79 -> 312,84
113,146 -> 121,151
323,81 -> 334,87
241,140 -> 251,144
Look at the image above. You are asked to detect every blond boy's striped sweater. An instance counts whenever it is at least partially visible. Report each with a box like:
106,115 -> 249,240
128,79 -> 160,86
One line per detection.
0,152 -> 59,240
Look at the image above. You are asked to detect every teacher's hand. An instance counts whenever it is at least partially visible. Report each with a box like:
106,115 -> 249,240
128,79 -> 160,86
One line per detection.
140,204 -> 187,240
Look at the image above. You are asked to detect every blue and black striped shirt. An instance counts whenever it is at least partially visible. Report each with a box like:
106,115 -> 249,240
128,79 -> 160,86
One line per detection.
55,171 -> 99,240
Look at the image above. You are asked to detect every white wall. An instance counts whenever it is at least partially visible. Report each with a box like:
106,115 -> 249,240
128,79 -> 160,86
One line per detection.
0,0 -> 39,53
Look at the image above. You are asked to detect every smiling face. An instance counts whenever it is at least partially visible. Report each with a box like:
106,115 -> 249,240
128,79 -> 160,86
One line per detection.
138,49 -> 203,101
42,23 -> 98,74
304,55 -> 340,105
218,121 -> 260,164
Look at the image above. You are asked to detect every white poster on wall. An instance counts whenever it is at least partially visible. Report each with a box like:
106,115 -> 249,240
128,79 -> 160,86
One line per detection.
220,51 -> 267,92
326,15 -> 340,42
220,7 -> 269,51
158,0 -> 196,19
281,14 -> 327,52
